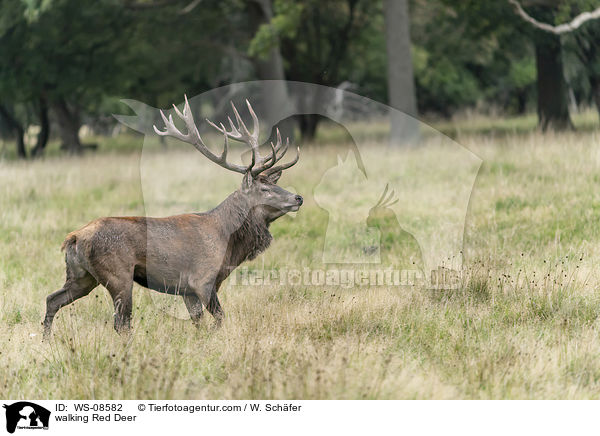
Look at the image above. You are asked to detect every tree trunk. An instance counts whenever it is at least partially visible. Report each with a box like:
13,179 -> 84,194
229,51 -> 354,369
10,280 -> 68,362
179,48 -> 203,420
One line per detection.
593,81 -> 600,117
516,90 -> 528,114
384,0 -> 419,145
589,76 -> 600,118
52,98 -> 82,153
573,25 -> 600,120
32,97 -> 50,158
249,0 -> 295,143
531,8 -> 573,131
0,104 -> 27,159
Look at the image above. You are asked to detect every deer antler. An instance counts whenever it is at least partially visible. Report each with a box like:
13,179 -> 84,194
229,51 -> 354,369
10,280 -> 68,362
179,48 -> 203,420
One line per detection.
263,130 -> 300,177
154,96 -> 299,177
153,95 -> 249,174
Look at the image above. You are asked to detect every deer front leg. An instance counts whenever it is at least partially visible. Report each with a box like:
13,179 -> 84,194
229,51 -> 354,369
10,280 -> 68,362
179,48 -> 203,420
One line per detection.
206,291 -> 224,327
190,277 -> 224,328
182,294 -> 204,327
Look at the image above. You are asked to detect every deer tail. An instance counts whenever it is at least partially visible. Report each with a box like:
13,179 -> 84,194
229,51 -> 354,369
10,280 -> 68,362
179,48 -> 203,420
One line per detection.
61,232 -> 77,252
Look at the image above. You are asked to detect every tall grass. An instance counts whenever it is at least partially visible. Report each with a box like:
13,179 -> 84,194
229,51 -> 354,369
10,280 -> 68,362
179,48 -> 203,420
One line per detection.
1,119 -> 600,399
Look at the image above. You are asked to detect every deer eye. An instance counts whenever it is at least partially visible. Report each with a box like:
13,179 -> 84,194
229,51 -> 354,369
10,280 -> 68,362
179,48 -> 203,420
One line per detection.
260,187 -> 270,192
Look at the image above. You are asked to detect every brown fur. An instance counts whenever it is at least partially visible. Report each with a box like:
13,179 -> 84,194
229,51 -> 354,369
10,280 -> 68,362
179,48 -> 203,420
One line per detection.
60,233 -> 77,252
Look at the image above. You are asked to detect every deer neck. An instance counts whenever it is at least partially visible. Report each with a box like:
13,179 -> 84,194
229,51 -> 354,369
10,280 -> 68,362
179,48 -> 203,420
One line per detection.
210,191 -> 252,233
211,191 -> 272,266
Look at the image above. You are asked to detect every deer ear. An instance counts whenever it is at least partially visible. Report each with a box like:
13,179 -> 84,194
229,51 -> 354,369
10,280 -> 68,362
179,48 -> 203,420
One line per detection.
242,172 -> 253,192
265,170 -> 282,184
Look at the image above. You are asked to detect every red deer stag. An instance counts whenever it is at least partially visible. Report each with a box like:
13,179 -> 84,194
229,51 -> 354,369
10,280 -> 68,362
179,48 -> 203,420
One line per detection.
43,97 -> 302,337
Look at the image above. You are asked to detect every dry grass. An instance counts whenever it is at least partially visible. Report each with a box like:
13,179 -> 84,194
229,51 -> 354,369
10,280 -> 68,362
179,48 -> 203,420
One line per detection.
2,122 -> 600,399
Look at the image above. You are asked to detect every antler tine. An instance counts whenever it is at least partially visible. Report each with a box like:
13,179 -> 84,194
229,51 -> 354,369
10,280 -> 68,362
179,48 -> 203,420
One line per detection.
153,111 -> 168,135
268,134 -> 291,166
230,101 -> 253,140
159,96 -> 299,177
219,122 -> 229,161
172,94 -> 186,119
170,95 -> 201,141
154,109 -> 186,141
206,116 -> 240,139
263,128 -> 287,166
273,129 -> 286,155
172,102 -> 184,119
254,141 -> 278,176
264,142 -> 300,176
153,95 -> 248,174
253,130 -> 284,174
246,99 -> 259,140
207,100 -> 270,173
228,117 -> 241,137
250,141 -> 278,176
276,134 -> 290,160
215,123 -> 252,171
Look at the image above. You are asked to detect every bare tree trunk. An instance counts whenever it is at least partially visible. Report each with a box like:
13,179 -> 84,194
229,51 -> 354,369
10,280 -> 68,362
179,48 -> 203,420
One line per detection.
384,0 -> 418,146
249,0 -> 295,143
53,98 -> 82,153
32,97 -> 50,158
591,77 -> 600,116
574,27 -> 600,120
516,90 -> 528,114
534,31 -> 573,131
0,104 -> 27,159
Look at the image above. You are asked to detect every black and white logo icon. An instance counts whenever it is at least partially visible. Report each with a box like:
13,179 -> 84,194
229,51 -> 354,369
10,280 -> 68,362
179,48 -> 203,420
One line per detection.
3,402 -> 50,433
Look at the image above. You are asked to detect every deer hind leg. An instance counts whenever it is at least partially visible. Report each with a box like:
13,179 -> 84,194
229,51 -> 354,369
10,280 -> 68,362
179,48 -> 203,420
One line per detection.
182,294 -> 204,327
43,273 -> 98,339
96,271 -> 134,334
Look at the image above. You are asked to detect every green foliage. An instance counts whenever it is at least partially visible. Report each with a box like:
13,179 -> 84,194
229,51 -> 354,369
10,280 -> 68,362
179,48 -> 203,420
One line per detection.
0,0 -> 245,124
273,0 -> 381,86
508,58 -> 536,90
560,0 -> 600,109
411,0 -> 538,115
248,0 -> 303,59
0,0 -> 599,143
412,47 -> 480,114
340,7 -> 387,101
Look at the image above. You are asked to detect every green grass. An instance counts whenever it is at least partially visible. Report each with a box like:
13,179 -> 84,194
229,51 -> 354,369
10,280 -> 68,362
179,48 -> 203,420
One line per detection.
2,114 -> 600,399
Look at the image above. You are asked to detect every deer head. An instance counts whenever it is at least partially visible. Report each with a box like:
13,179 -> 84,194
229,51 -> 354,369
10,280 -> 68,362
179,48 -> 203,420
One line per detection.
153,96 -> 302,221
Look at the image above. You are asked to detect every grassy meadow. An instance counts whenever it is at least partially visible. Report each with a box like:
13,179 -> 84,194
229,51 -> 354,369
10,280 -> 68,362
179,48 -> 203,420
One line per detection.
2,112 -> 600,399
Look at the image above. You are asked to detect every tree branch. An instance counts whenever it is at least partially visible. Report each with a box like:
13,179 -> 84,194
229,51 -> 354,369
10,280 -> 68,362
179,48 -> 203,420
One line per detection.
508,0 -> 600,34
179,0 -> 202,14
